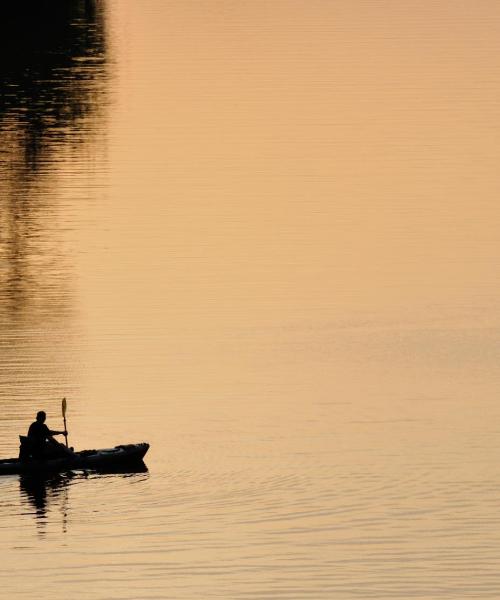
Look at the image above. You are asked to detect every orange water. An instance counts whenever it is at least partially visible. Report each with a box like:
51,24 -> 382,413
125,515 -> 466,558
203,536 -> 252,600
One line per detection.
1,2 -> 500,598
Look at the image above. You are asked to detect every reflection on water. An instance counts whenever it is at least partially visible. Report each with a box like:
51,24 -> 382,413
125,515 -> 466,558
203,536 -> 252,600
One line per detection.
20,473 -> 70,534
1,1 -> 500,598
20,465 -> 148,535
0,1 -> 108,422
0,0 -> 107,327
0,0 -> 106,171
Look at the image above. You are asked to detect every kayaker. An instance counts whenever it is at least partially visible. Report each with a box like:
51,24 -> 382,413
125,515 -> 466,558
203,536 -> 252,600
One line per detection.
27,411 -> 71,458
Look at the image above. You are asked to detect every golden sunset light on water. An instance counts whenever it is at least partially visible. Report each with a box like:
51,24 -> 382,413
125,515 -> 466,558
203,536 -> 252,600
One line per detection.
1,2 -> 500,598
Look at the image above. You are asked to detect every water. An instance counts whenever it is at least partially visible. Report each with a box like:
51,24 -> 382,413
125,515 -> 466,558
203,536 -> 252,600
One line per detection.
1,1 -> 500,598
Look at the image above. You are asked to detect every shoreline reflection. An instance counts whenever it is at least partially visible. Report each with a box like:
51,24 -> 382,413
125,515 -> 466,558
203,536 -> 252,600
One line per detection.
0,0 -> 107,172
0,0 -> 108,327
0,0 -> 110,411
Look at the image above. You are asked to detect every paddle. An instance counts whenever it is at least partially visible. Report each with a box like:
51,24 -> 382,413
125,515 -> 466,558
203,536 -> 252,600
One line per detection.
62,397 -> 69,448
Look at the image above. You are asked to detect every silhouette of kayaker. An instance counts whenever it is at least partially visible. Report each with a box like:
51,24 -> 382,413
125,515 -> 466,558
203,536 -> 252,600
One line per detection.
26,411 -> 72,459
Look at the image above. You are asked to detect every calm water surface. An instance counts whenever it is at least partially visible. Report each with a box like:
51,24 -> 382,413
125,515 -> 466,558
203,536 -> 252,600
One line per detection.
1,1 -> 500,598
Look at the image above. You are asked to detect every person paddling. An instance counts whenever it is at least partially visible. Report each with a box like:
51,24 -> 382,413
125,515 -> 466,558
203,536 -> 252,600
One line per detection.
27,411 -> 72,458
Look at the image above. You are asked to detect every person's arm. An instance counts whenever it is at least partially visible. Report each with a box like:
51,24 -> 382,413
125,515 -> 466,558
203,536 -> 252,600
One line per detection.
48,429 -> 68,436
44,424 -> 67,437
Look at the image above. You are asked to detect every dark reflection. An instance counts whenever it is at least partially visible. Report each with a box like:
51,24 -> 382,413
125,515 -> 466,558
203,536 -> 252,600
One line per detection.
91,461 -> 150,476
20,473 -> 70,535
0,0 -> 108,326
20,474 -> 69,517
20,464 -> 148,533
0,0 -> 107,171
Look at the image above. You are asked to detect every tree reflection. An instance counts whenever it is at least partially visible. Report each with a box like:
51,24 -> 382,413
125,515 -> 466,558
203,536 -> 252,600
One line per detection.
0,0 -> 107,171
0,0 -> 108,326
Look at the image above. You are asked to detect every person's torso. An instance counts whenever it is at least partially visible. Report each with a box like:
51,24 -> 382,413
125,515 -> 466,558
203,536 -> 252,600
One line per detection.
28,421 -> 49,440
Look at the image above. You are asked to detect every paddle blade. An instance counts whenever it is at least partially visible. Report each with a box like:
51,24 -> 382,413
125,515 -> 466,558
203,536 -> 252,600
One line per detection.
62,397 -> 67,417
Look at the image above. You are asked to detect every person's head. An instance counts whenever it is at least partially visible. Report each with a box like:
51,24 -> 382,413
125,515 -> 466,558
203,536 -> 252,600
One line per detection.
36,411 -> 46,423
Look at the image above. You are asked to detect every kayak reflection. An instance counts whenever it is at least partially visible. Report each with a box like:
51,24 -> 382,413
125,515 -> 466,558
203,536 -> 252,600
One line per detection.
20,473 -> 69,518
20,462 -> 149,531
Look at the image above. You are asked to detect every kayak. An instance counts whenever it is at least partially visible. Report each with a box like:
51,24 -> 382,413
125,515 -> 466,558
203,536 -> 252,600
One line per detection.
0,442 -> 150,476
